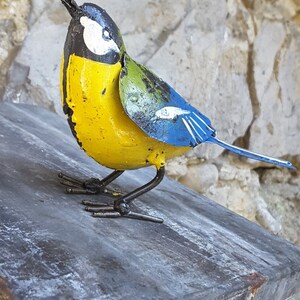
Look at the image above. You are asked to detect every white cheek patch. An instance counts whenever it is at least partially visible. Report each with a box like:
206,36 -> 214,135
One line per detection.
155,106 -> 191,120
80,16 -> 119,56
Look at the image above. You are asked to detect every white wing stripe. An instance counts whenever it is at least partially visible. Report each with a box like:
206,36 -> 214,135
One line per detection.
187,118 -> 203,141
192,112 -> 210,128
182,118 -> 197,143
189,116 -> 206,134
155,106 -> 190,120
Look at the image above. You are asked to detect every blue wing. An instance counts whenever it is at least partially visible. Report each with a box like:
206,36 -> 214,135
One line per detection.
118,54 -> 296,170
119,54 -> 216,147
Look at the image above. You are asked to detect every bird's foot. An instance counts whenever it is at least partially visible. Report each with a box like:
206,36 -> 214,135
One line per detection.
59,168 -> 164,223
58,172 -> 121,196
82,200 -> 163,223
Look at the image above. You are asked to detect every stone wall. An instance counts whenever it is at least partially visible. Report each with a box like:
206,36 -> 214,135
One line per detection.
0,0 -> 30,99
0,0 -> 299,244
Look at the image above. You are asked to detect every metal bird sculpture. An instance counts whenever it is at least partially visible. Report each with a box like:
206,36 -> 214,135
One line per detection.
59,0 -> 296,222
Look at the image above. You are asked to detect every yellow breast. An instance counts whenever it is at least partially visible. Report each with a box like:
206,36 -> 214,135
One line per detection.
60,54 -> 190,170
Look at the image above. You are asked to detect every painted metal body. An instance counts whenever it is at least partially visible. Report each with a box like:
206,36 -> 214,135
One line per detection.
60,54 -> 189,170
58,0 -> 295,223
60,0 -> 296,173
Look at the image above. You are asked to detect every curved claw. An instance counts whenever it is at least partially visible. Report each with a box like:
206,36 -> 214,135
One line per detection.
58,173 -> 107,195
66,188 -> 98,195
82,201 -> 163,223
126,212 -> 163,223
81,200 -> 114,212
58,172 -> 84,188
93,212 -> 122,218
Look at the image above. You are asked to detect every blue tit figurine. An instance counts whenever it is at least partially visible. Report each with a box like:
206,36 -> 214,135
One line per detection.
59,0 -> 296,222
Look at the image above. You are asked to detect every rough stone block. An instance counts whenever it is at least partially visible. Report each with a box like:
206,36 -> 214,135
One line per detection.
0,102 -> 300,299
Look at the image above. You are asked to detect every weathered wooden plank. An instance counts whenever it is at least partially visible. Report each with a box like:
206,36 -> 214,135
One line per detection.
0,102 -> 300,299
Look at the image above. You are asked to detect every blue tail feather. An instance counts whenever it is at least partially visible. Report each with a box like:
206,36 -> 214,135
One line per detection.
208,136 -> 297,170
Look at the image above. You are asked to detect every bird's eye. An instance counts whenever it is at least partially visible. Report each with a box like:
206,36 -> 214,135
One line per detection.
103,28 -> 111,41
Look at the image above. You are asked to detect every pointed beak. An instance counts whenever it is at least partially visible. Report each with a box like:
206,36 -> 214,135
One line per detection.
61,0 -> 82,19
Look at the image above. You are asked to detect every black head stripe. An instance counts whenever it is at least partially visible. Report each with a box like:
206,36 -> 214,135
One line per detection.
64,17 -> 120,65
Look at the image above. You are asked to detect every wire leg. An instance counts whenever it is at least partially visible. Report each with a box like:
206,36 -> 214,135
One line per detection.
83,167 -> 165,223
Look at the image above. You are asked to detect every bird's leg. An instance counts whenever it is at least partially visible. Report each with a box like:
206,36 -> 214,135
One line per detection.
83,167 -> 165,223
58,170 -> 124,195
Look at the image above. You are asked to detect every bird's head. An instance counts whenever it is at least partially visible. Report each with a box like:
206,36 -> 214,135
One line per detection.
61,0 -> 125,64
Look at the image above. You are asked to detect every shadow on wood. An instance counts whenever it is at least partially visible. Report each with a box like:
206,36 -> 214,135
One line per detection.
0,102 -> 300,299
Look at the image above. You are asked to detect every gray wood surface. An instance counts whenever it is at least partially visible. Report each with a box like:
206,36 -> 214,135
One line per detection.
0,102 -> 300,300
